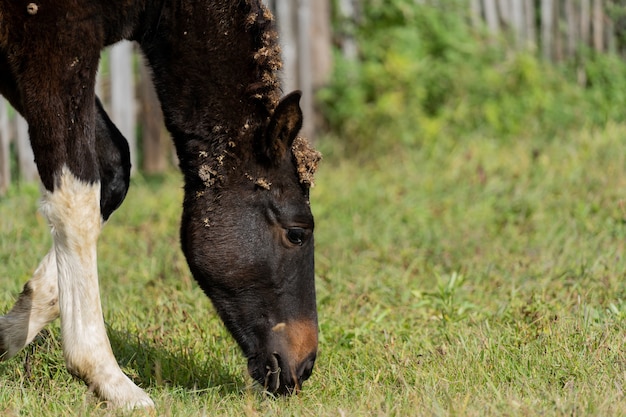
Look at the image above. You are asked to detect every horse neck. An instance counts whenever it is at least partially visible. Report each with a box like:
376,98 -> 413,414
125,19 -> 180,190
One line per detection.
137,0 -> 282,161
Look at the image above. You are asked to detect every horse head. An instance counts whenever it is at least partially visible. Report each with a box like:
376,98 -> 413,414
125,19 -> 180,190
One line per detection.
179,91 -> 321,394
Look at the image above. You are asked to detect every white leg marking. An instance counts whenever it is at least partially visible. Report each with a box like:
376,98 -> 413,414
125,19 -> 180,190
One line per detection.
41,166 -> 153,409
0,249 -> 59,359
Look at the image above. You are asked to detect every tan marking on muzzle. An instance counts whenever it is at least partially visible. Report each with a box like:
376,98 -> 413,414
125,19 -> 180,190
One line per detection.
283,319 -> 318,366
272,322 -> 287,332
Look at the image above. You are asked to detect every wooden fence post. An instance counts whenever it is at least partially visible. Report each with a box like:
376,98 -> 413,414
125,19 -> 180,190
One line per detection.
271,0 -> 317,139
565,0 -> 577,57
498,0 -> 510,29
580,0 -> 591,46
523,0 -> 536,48
296,0 -> 314,139
541,0 -> 554,60
0,99 -> 10,194
110,40 -> 137,174
592,0 -> 604,52
483,0 -> 500,34
310,0 -> 332,88
310,0 -> 332,135
139,61 -> 168,174
511,0 -> 525,47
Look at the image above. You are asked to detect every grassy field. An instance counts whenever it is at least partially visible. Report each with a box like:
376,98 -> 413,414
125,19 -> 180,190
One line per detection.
0,123 -> 625,416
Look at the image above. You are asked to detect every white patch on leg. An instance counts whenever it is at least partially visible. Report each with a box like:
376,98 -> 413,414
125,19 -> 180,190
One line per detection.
41,166 -> 153,409
0,249 -> 59,359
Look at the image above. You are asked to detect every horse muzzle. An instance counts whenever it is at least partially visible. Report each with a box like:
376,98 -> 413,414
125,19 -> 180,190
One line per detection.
248,319 -> 318,395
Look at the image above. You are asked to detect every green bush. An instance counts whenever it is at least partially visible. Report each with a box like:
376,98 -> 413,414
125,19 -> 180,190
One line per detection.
319,0 -> 626,156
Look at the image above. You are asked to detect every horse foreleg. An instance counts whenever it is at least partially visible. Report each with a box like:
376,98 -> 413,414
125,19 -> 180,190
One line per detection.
42,167 -> 153,409
0,250 -> 59,360
0,119 -> 146,408
0,165 -> 149,408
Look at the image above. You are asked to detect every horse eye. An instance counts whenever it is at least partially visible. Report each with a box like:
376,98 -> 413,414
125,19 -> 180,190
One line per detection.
286,228 -> 306,246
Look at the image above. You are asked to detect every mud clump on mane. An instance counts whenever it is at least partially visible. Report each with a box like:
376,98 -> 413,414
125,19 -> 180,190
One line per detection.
244,0 -> 282,112
292,137 -> 322,187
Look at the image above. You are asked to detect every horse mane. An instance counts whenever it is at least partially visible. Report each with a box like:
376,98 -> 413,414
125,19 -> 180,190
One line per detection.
243,0 -> 282,115
244,3 -> 322,187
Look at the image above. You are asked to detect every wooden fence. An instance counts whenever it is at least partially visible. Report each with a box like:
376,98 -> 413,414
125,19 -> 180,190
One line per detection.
0,0 -> 331,195
470,0 -> 625,60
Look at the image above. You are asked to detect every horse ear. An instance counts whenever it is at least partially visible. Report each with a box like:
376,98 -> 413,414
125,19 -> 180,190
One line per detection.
260,91 -> 303,163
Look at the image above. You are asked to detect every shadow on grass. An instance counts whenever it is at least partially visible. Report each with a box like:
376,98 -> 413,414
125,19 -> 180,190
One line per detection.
0,326 -> 249,394
0,326 -> 248,399
107,327 -> 248,397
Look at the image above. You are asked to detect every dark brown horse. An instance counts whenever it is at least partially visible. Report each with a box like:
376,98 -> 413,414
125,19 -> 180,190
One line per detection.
0,0 -> 321,408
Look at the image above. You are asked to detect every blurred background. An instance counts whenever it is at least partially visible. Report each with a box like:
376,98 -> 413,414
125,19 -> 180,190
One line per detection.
0,0 -> 625,191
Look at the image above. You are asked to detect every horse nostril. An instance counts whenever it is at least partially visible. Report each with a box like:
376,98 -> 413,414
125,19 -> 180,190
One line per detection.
265,352 -> 281,393
297,352 -> 316,384
270,352 -> 280,370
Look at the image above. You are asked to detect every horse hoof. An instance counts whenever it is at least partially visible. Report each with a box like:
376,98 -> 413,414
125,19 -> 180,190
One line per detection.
90,373 -> 154,409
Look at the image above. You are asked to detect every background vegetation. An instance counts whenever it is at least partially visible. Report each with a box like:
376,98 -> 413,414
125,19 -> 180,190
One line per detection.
320,0 -> 626,154
1,1 -> 625,415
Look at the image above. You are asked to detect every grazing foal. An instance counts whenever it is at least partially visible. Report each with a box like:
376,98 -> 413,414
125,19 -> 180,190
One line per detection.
0,0 -> 321,408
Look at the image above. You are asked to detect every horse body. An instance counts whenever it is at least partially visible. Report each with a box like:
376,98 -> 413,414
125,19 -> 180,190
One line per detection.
0,0 -> 320,408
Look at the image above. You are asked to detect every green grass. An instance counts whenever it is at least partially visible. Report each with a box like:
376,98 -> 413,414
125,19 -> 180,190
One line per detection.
1,124 -> 625,416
